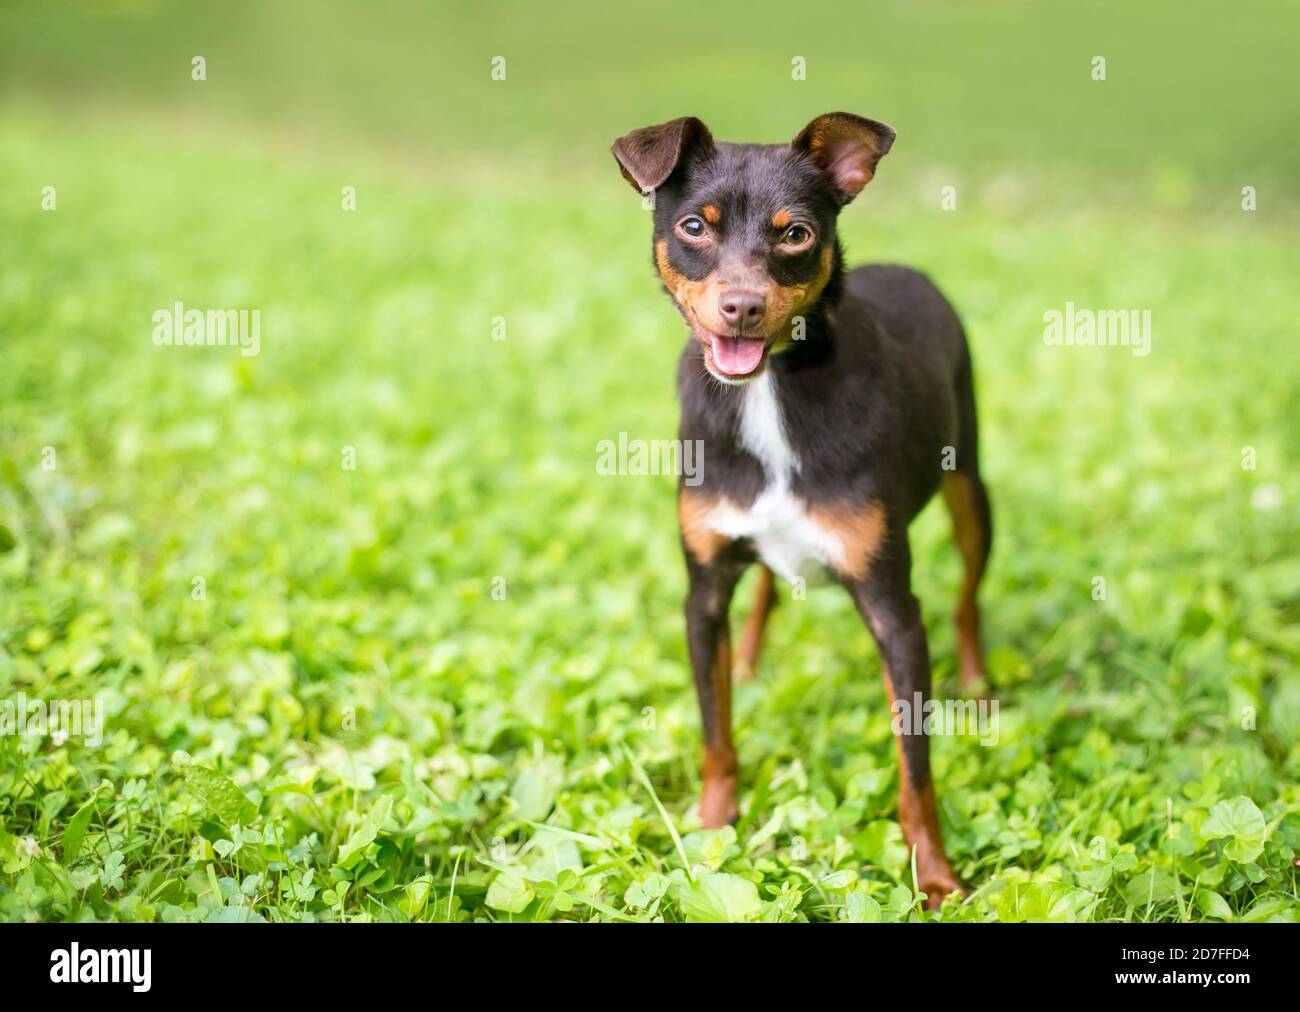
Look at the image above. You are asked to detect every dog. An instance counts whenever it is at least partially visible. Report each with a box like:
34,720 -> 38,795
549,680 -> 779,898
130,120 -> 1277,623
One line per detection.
612,112 -> 992,907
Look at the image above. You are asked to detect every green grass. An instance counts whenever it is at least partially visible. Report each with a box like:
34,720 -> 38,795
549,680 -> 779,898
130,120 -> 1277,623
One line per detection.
1,0 -> 1299,922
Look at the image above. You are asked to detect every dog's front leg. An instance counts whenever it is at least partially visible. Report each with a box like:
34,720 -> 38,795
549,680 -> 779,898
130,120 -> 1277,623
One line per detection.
684,556 -> 744,828
848,540 -> 966,909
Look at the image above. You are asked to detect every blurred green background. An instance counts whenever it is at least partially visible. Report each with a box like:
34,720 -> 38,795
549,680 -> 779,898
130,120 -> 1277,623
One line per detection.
5,0 -> 1300,195
1,0 -> 1298,923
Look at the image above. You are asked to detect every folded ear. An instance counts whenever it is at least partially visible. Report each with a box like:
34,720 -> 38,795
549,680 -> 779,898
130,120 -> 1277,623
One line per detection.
611,116 -> 714,194
792,112 -> 896,205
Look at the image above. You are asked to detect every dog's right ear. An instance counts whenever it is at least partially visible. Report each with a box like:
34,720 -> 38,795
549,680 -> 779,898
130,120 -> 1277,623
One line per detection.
611,117 -> 714,195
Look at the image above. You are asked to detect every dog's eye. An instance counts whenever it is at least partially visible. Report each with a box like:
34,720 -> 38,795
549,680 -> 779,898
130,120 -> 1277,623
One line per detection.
678,216 -> 707,240
781,224 -> 814,249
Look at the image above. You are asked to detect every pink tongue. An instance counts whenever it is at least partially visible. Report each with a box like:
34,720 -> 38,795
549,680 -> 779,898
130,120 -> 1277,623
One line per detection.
712,336 -> 765,375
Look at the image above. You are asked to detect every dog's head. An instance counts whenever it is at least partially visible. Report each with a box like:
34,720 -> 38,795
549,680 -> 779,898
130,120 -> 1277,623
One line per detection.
613,113 -> 894,384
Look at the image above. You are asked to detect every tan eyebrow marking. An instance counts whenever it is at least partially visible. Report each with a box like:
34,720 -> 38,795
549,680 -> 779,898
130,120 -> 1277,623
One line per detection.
701,204 -> 721,224
771,208 -> 792,229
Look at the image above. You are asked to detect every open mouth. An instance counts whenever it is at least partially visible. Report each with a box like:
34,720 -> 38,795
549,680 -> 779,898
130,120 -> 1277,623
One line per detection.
702,331 -> 768,380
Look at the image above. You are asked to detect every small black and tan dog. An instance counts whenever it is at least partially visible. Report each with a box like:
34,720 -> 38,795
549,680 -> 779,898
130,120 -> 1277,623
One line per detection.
612,112 -> 992,906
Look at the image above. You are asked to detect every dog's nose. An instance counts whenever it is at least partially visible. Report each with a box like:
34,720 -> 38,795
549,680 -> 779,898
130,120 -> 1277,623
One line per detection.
718,290 -> 766,331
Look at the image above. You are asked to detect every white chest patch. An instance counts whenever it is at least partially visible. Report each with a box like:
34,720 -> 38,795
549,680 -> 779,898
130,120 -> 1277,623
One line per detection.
702,372 -> 845,585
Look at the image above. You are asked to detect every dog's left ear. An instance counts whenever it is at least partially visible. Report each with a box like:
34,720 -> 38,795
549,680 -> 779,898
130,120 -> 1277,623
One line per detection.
611,117 -> 714,195
792,112 -> 896,205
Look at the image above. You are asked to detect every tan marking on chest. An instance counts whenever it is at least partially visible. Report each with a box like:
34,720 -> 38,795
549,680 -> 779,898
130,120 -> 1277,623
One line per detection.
679,488 -> 730,564
807,500 -> 888,581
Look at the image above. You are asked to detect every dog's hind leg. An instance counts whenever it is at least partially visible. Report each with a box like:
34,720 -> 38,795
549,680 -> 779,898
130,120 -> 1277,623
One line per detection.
942,472 -> 991,692
733,566 -> 777,682
943,351 -> 993,693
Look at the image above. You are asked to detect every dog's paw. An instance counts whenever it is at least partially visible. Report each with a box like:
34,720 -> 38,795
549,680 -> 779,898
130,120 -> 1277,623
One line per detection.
918,869 -> 969,911
958,660 -> 991,699
698,779 -> 739,828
